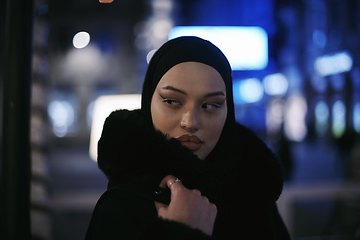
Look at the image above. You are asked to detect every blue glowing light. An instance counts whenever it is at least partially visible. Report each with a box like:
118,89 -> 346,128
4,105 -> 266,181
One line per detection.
354,103 -> 360,133
312,29 -> 327,49
168,26 -> 268,70
233,78 -> 264,104
315,101 -> 329,136
314,51 -> 353,77
263,73 -> 288,96
48,100 -> 75,137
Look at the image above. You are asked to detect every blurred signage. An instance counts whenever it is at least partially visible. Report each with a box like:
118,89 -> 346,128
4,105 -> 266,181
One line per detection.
168,26 -> 268,70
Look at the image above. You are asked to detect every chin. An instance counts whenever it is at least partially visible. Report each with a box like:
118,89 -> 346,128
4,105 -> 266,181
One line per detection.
193,150 -> 207,160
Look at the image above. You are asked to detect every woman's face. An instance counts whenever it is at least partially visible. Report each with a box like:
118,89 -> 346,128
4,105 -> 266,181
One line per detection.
151,62 -> 227,160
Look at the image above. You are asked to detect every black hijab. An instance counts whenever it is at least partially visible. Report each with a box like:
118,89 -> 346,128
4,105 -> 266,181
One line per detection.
141,36 -> 237,161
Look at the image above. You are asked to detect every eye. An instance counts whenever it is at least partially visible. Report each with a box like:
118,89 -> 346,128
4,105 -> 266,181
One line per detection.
159,94 -> 182,108
160,96 -> 182,109
164,99 -> 180,106
202,103 -> 221,111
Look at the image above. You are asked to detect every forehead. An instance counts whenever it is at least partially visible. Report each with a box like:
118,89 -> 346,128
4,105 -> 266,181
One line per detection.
157,62 -> 226,93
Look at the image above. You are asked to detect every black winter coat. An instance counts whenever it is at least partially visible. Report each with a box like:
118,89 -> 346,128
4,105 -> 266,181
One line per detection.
85,109 -> 290,240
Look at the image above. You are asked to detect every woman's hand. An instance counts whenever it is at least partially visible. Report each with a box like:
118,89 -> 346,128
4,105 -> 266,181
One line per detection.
154,175 -> 217,236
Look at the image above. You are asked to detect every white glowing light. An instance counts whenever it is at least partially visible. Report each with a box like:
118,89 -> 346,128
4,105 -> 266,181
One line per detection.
332,100 -> 346,138
168,26 -> 268,70
48,100 -> 75,137
73,31 -> 90,49
266,99 -> 285,134
152,19 -> 173,40
89,95 -> 141,161
263,73 -> 288,96
314,51 -> 353,77
146,49 -> 157,64
233,78 -> 264,104
65,45 -> 104,79
284,94 -> 307,142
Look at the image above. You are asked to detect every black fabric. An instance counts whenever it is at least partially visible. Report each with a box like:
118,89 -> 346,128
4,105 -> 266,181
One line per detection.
85,109 -> 290,240
141,36 -> 236,144
85,187 -> 211,240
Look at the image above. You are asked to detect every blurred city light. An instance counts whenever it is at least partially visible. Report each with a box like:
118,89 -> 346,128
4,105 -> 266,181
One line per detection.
152,19 -> 173,40
168,26 -> 268,70
284,94 -> 307,142
332,100 -> 346,138
263,73 -> 288,97
354,103 -> 360,133
266,98 -> 285,134
64,45 -> 105,79
152,0 -> 173,14
48,100 -> 75,137
146,49 -> 157,63
89,94 -> 141,161
73,31 -> 90,49
315,101 -> 329,136
312,29 -> 327,49
314,51 -> 353,77
233,78 -> 264,104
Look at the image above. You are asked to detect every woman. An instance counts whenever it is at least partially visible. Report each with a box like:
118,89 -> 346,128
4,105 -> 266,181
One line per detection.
85,36 -> 290,239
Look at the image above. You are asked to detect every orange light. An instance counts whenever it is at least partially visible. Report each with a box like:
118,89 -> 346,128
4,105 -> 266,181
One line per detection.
99,0 -> 113,3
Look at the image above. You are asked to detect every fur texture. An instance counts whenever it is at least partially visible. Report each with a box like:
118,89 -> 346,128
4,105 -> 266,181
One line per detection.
93,109 -> 288,239
98,109 -> 284,211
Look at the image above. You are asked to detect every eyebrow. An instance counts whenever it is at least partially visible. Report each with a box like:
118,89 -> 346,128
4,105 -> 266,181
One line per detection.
162,86 -> 225,98
162,86 -> 186,95
204,91 -> 225,98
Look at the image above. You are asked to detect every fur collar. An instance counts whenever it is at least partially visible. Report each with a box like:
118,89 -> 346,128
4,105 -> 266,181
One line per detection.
97,109 -> 284,212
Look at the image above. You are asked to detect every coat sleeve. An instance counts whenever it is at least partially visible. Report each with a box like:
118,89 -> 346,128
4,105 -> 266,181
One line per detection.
87,190 -> 213,240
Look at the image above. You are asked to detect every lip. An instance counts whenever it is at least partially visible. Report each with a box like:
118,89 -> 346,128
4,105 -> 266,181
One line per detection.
176,135 -> 203,151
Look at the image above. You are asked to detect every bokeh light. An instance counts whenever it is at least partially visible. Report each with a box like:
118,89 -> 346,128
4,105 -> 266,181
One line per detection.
353,103 -> 360,133
233,78 -> 264,104
146,49 -> 157,63
73,31 -> 90,49
284,94 -> 307,142
266,98 -> 285,134
314,51 -> 353,77
263,73 -> 288,97
332,100 -> 346,138
48,100 -> 75,137
315,101 -> 329,136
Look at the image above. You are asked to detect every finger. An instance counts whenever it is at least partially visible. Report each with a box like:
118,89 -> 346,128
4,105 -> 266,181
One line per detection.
154,201 -> 167,213
167,177 -> 184,193
159,175 -> 183,192
159,175 -> 176,189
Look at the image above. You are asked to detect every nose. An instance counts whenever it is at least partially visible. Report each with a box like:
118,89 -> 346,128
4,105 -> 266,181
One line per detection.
181,109 -> 200,133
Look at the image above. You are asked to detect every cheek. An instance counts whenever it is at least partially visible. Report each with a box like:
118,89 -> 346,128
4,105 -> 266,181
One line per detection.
150,98 -> 177,135
150,99 -> 164,130
200,108 -> 227,158
205,109 -> 227,139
